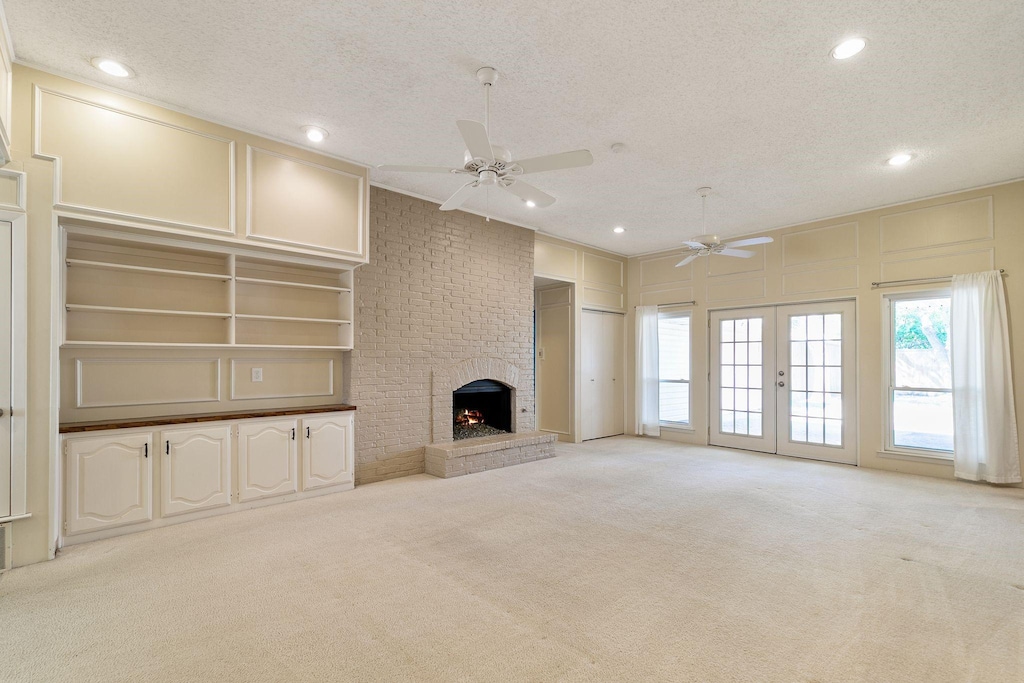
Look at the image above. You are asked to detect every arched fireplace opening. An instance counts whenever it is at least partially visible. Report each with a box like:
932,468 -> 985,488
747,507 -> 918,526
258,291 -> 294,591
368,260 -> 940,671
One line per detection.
452,379 -> 512,440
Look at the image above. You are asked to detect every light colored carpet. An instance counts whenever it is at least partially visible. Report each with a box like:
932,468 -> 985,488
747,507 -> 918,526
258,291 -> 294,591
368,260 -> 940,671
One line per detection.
3,437 -> 1024,682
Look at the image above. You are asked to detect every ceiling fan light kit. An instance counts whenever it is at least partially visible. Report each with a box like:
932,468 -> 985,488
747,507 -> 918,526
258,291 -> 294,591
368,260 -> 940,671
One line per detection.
378,67 -> 594,212
675,187 -> 773,267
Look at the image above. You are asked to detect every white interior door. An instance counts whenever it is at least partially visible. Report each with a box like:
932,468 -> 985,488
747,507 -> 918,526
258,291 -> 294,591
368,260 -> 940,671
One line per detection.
710,300 -> 857,464
0,221 -> 10,517
582,310 -> 625,440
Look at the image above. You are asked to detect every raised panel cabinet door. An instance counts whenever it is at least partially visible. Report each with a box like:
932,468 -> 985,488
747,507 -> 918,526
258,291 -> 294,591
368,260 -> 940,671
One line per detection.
160,424 -> 232,517
301,413 -> 354,491
65,432 -> 153,535
237,419 -> 297,502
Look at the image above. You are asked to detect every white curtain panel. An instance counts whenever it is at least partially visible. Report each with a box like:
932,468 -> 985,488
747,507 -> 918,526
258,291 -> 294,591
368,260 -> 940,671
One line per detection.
635,305 -> 661,437
951,271 -> 1021,483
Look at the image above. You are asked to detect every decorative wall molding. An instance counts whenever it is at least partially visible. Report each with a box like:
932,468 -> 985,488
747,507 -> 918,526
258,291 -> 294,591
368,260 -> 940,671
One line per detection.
0,168 -> 26,212
229,357 -> 334,401
245,145 -> 366,259
582,251 -> 624,288
75,358 -> 221,409
880,195 -> 993,254
782,221 -> 859,268
32,86 -> 237,235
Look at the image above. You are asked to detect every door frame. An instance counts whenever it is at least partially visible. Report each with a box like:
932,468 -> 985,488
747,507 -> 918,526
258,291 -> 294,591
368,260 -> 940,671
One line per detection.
0,205 -> 28,525
707,297 -> 859,465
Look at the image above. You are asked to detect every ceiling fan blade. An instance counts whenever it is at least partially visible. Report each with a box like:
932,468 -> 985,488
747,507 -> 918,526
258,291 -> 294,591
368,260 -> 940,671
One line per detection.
501,180 -> 556,208
439,181 -> 479,211
675,253 -> 700,268
683,240 -> 708,250
724,236 -> 773,248
513,150 -> 594,175
377,164 -> 460,174
718,248 -> 756,258
456,120 -> 494,161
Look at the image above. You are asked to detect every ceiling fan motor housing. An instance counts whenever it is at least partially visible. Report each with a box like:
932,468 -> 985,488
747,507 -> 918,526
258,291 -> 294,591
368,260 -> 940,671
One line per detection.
694,234 -> 721,246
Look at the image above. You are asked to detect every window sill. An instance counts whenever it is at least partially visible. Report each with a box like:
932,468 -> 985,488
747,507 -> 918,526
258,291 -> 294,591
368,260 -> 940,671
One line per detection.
876,450 -> 953,466
660,422 -> 695,434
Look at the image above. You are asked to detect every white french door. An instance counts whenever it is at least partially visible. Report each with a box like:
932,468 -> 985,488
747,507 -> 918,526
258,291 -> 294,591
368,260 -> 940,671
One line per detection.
710,300 -> 857,465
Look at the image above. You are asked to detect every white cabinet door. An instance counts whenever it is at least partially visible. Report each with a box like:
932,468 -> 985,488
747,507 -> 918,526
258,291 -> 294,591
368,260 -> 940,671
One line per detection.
301,413 -> 354,491
160,424 -> 232,517
65,431 -> 153,535
237,419 -> 297,502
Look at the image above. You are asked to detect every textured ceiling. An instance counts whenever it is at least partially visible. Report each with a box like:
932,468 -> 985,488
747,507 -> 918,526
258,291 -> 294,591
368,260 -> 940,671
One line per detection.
5,0 -> 1023,255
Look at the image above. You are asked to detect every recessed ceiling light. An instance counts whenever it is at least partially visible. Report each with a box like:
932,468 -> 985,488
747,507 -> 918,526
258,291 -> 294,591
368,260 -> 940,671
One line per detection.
613,226 -> 625,233
525,200 -> 536,208
91,58 -> 133,78
831,38 -> 866,60
888,153 -> 913,166
302,126 -> 328,143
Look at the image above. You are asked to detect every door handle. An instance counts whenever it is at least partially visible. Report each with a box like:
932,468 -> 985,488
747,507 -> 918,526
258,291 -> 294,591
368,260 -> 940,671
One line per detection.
777,381 -> 785,387
0,408 -> 4,417
306,426 -> 310,438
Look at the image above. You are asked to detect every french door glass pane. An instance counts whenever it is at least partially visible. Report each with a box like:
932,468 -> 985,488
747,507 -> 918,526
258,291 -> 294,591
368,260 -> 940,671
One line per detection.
789,313 -> 843,446
893,390 -> 953,451
720,317 -> 764,436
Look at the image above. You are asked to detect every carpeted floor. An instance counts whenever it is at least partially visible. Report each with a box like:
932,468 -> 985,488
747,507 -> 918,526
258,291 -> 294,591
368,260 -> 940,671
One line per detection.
3,437 -> 1023,682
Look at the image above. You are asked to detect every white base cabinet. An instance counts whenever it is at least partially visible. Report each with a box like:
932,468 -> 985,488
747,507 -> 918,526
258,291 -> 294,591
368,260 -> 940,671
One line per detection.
161,425 -> 232,517
237,419 -> 298,502
65,432 -> 153,535
62,410 -> 354,544
302,413 -> 354,491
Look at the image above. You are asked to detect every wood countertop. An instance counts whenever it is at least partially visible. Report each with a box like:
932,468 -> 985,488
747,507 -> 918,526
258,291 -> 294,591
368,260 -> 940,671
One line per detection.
60,404 -> 356,434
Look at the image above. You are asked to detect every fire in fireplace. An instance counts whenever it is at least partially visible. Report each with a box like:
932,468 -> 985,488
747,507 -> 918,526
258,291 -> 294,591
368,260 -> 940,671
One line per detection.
452,379 -> 512,440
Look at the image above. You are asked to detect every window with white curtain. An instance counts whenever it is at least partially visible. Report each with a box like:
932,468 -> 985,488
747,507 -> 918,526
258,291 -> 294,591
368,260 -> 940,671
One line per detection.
658,310 -> 691,425
884,292 -> 953,456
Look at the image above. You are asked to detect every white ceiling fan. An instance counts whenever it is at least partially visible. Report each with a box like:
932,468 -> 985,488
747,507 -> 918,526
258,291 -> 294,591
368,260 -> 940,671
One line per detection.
675,187 -> 773,267
377,67 -> 593,211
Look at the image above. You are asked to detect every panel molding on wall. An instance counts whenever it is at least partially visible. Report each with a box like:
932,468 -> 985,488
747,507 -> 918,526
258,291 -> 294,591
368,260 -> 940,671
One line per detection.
534,240 -> 578,281
639,252 -> 693,287
246,146 -> 365,258
582,251 -> 624,288
783,265 -> 859,295
33,86 -> 236,234
880,196 -> 993,254
0,168 -> 25,212
582,286 -> 624,310
705,246 -> 767,278
880,248 -> 994,282
640,286 -> 695,307
76,358 -> 221,409
230,358 -> 334,401
706,276 -> 767,303
782,222 -> 859,268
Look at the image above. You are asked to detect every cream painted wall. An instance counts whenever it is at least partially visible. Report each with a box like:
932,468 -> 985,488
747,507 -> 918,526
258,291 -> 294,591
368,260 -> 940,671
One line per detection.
626,180 -> 1024,481
7,65 -> 371,567
534,233 -> 628,442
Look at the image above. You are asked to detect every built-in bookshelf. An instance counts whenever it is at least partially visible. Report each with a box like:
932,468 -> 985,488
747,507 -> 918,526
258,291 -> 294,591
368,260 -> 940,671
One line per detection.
64,230 -> 355,349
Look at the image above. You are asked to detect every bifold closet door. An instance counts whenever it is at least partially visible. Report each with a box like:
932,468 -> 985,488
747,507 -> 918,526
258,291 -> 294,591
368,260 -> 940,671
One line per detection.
582,310 -> 625,441
0,222 -> 10,517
